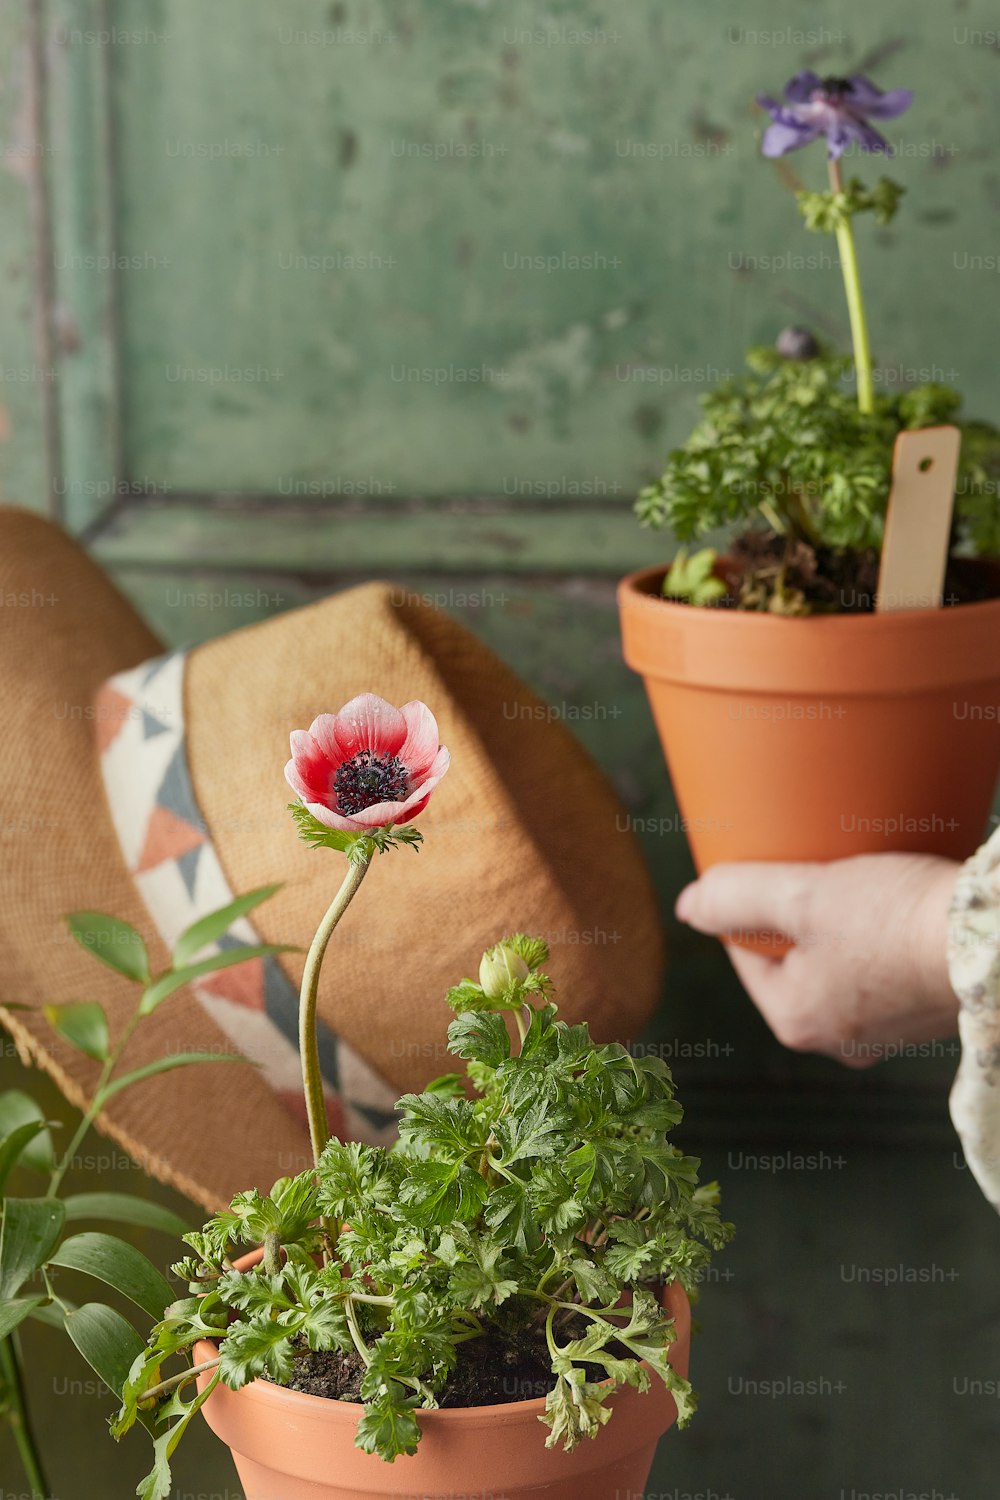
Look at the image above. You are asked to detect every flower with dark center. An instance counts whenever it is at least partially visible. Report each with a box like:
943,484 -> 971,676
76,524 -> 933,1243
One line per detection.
285,693 -> 450,833
757,71 -> 913,159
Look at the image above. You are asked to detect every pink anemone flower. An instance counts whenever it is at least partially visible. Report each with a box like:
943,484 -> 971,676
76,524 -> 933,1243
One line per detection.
285,693 -> 450,833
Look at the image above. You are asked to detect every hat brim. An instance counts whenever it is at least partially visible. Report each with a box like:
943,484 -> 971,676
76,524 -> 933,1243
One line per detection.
0,508 -> 313,1210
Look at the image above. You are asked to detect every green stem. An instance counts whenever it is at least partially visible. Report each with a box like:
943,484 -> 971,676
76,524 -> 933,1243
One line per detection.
140,1356 -> 221,1405
299,859 -> 371,1170
0,1334 -> 49,1499
263,1231 -> 282,1278
544,1304 -> 559,1363
48,1009 -> 142,1196
828,157 -> 874,416
344,1296 -> 373,1368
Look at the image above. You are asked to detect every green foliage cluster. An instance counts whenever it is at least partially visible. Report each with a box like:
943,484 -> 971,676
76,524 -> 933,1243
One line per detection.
117,935 -> 731,1496
636,345 -> 1000,564
795,174 -> 905,234
287,803 -> 425,863
0,890 -> 284,1499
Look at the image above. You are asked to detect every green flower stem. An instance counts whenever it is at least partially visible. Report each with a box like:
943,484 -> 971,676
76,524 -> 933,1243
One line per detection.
139,1356 -> 221,1405
299,858 -> 371,1170
48,1009 -> 142,1196
828,157 -> 874,416
0,1333 -> 50,1499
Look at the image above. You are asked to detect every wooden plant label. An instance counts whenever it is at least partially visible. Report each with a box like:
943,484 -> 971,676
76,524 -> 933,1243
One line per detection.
876,425 -> 961,613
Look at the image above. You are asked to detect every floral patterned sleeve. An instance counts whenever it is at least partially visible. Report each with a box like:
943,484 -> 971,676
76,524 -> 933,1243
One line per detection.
948,823 -> 1000,1212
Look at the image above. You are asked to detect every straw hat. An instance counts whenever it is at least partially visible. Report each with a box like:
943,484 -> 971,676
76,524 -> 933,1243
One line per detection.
0,507 -> 664,1210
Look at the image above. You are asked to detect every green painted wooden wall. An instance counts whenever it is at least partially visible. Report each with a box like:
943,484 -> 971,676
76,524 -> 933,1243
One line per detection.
1,1 -> 999,1494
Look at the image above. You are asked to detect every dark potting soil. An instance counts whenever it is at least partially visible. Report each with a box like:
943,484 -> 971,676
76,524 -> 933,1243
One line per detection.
727,530 -> 880,613
269,1314 -> 629,1408
714,529 -> 999,613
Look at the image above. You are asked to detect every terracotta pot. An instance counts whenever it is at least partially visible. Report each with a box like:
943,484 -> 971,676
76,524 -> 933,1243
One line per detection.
618,564 -> 1000,873
194,1251 -> 691,1500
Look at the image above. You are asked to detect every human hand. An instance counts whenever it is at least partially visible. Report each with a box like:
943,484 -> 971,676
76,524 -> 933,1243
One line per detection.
675,854 -> 960,1068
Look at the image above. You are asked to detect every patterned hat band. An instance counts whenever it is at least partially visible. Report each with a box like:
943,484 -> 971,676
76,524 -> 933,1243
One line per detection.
96,652 -> 399,1145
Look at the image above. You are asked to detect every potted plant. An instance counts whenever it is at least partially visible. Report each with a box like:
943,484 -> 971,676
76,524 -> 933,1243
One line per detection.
93,694 -> 730,1500
618,72 -> 1000,874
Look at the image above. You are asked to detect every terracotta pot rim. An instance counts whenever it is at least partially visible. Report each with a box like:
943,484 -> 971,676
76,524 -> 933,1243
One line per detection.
618,563 -> 1000,628
618,563 -> 1000,695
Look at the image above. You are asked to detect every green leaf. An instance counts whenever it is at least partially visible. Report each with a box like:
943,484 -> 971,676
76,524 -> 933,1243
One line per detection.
219,1316 -> 296,1387
64,1302 -> 147,1399
0,1121 -> 49,1195
569,1256 -> 619,1307
62,1192 -> 189,1238
287,801 -> 354,852
0,1198 -> 65,1298
44,1001 -> 109,1062
447,1011 -> 510,1069
48,1232 -> 174,1319
0,1092 -> 54,1173
139,945 -> 294,1014
101,1051 -> 253,1100
172,885 -> 281,965
0,1294 -> 45,1339
137,1443 -> 172,1500
398,1160 -> 488,1226
542,1368 -> 614,1451
443,1238 -> 518,1311
495,1096 -> 567,1165
138,1369 -> 222,1500
483,1181 -> 534,1251
396,1093 -> 487,1159
355,1383 -> 421,1461
66,912 -> 150,983
503,933 -> 550,970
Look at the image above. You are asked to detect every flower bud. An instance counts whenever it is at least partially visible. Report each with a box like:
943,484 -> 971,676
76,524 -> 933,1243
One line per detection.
479,942 -> 530,999
776,326 -> 819,360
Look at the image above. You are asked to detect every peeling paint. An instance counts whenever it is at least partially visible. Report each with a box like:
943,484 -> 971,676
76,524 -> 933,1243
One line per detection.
2,43 -> 39,186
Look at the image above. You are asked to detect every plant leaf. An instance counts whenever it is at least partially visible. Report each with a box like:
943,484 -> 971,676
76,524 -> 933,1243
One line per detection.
0,1294 -> 45,1339
66,912 -> 150,983
44,1001 -> 109,1062
172,885 -> 281,966
48,1232 -> 174,1319
64,1302 -> 147,1399
541,1368 -> 614,1451
0,1121 -> 49,1195
138,1369 -> 222,1500
397,1160 -> 488,1226
483,1180 -> 534,1250
355,1383 -> 421,1460
0,1092 -> 54,1173
139,945 -> 294,1015
102,1051 -> 254,1100
447,1011 -> 510,1069
0,1198 -> 66,1297
62,1193 -> 189,1238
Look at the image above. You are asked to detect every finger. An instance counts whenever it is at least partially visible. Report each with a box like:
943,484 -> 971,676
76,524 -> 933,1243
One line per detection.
729,945 -> 871,1066
675,862 -> 822,940
726,945 -> 832,1056
725,942 -> 787,1012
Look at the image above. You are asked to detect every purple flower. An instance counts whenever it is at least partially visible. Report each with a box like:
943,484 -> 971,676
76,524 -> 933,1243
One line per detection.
757,72 -> 913,159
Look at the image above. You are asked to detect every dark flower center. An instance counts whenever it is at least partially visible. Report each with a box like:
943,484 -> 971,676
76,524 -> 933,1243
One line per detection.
334,749 -> 410,814
820,76 -> 853,101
